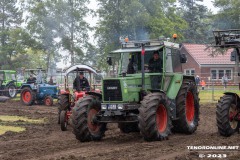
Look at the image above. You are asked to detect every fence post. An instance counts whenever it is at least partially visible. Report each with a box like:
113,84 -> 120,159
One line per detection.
211,74 -> 214,102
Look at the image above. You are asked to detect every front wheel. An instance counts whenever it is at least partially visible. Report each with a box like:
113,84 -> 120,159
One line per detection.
5,84 -> 17,98
216,95 -> 240,136
20,87 -> 36,106
173,79 -> 200,134
44,96 -> 53,106
138,92 -> 172,141
70,95 -> 106,142
60,110 -> 68,131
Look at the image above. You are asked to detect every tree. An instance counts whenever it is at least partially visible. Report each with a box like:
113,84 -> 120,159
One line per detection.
23,0 -> 90,67
95,0 -> 187,71
0,0 -> 23,69
53,0 -> 90,65
178,0 -> 212,43
213,0 -> 240,29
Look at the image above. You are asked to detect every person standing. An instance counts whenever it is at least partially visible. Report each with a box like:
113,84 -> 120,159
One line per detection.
195,75 -> 200,86
222,74 -> 228,89
200,80 -> 206,90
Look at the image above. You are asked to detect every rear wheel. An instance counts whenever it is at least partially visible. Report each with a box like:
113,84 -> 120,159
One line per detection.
70,95 -> 106,142
173,79 -> 200,134
216,95 -> 239,136
5,84 -> 17,98
138,92 -> 172,141
20,87 -> 36,106
44,96 -> 53,106
60,110 -> 68,131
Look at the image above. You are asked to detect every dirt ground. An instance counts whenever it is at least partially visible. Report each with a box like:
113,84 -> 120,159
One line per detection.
0,100 -> 239,160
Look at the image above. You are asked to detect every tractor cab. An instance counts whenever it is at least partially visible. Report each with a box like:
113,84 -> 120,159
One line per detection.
0,70 -> 21,98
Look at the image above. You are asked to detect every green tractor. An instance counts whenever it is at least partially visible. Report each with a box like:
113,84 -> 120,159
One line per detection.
0,70 -> 23,98
71,36 -> 200,142
213,30 -> 240,136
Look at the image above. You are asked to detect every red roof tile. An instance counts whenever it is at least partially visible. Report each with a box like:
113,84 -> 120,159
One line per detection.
183,43 -> 234,65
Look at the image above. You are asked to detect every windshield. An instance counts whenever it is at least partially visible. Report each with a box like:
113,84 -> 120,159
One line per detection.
5,73 -> 16,81
120,49 -> 164,74
119,48 -> 182,74
0,73 -> 4,80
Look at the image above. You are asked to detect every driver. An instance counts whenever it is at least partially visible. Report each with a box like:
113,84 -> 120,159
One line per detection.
73,72 -> 90,91
27,75 -> 36,84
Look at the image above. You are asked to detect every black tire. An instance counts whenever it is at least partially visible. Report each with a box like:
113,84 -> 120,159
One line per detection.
20,87 -> 36,106
216,95 -> 239,137
58,94 -> 71,110
58,94 -> 71,124
44,96 -> 53,106
70,95 -> 106,142
173,79 -> 200,134
60,110 -> 68,131
118,122 -> 139,133
5,83 -> 17,98
138,92 -> 172,141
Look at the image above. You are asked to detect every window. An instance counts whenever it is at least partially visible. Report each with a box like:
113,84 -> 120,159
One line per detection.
210,69 -> 232,80
184,69 -> 195,76
211,70 -> 217,79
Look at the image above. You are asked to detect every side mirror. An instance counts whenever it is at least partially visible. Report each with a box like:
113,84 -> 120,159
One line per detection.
231,50 -> 237,61
107,56 -> 112,65
180,53 -> 187,63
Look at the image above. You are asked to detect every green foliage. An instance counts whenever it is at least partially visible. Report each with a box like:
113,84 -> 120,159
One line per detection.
0,0 -> 23,69
95,0 -> 187,72
178,0 -> 213,43
213,0 -> 240,29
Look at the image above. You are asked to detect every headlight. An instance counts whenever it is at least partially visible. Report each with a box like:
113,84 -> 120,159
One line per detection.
118,104 -> 123,110
101,104 -> 107,110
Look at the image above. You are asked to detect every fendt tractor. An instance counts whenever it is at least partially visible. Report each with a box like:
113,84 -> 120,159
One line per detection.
213,29 -> 240,136
0,70 -> 23,98
71,35 -> 200,142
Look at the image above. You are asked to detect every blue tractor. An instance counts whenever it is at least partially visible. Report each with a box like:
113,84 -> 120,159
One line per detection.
20,69 -> 59,106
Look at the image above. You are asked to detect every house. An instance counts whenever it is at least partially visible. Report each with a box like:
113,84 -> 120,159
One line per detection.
181,43 -> 237,85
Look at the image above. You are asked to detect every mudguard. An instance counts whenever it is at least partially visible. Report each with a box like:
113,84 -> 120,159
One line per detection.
86,91 -> 102,99
224,92 -> 240,109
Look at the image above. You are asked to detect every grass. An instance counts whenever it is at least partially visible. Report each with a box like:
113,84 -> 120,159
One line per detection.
0,126 -> 25,135
0,115 -> 46,135
198,86 -> 240,104
0,115 -> 46,124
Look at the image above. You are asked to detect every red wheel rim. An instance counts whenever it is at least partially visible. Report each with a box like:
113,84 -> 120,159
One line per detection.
23,91 -> 31,103
87,108 -> 99,133
45,98 -> 51,106
229,104 -> 238,129
186,92 -> 195,123
156,104 -> 167,133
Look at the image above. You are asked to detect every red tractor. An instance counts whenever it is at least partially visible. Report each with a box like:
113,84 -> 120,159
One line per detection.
213,29 -> 240,136
58,64 -> 101,131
